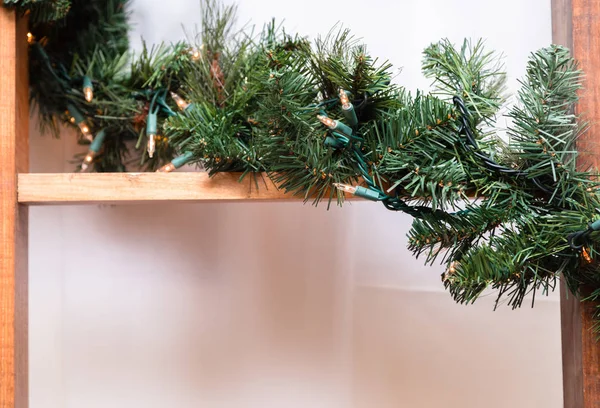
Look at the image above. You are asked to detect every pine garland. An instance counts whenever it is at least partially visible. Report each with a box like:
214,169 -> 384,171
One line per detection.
5,0 -> 71,23
6,0 -> 600,326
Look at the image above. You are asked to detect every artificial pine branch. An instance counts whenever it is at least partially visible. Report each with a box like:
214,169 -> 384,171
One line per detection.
5,0 -> 71,23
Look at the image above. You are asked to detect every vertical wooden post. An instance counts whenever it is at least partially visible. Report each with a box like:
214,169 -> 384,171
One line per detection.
554,0 -> 600,407
0,7 -> 29,408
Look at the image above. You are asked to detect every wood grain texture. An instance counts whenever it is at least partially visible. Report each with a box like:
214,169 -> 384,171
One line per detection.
0,8 -> 29,408
573,0 -> 600,172
17,172 -> 348,204
553,0 -> 573,49
556,0 -> 600,407
561,280 -> 584,408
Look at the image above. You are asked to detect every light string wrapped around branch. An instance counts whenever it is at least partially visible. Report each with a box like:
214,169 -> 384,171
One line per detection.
453,95 -> 554,195
322,89 -> 445,219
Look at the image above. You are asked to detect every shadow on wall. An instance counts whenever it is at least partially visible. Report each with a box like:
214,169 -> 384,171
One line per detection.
29,198 -> 562,408
31,200 -> 357,407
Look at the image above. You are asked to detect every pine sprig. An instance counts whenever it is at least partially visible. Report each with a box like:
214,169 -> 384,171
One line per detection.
4,0 -> 71,23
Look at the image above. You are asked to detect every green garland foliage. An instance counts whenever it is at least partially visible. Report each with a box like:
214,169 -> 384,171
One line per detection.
6,0 -> 600,326
4,0 -> 71,23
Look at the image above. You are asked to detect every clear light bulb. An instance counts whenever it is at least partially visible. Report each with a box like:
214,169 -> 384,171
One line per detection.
189,46 -> 203,61
339,89 -> 351,109
84,86 -> 93,103
317,115 -> 337,129
156,163 -> 176,173
81,151 -> 95,171
443,261 -> 460,282
147,134 -> 156,158
78,123 -> 93,141
170,92 -> 190,111
82,76 -> 94,103
27,32 -> 34,44
157,152 -> 193,172
80,128 -> 106,171
333,183 -> 357,195
582,247 -> 592,263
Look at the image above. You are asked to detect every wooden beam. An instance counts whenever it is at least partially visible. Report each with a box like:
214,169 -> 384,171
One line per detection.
572,0 -> 600,172
553,0 -> 573,50
17,172 -> 340,205
554,0 -> 600,407
0,8 -> 28,408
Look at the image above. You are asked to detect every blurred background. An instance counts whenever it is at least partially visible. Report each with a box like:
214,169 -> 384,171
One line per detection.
29,0 -> 560,407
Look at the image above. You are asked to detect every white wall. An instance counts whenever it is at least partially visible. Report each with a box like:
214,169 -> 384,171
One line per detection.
29,1 -> 560,407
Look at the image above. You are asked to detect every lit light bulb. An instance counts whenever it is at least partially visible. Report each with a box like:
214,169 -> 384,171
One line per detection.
189,45 -> 203,61
317,115 -> 337,129
147,134 -> 156,158
81,152 -> 94,171
66,104 -> 93,141
27,32 -> 34,44
317,114 -> 353,136
170,91 -> 190,111
333,183 -> 357,195
443,261 -> 460,281
156,151 -> 194,172
333,183 -> 381,201
582,247 -> 592,264
83,76 -> 94,103
339,88 -> 351,109
146,112 -> 158,158
84,87 -> 93,102
157,163 -> 175,173
338,88 -> 358,126
80,129 -> 106,171
78,122 -> 93,142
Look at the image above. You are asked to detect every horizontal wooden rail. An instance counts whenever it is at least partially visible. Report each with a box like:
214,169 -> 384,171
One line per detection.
18,172 -> 311,205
